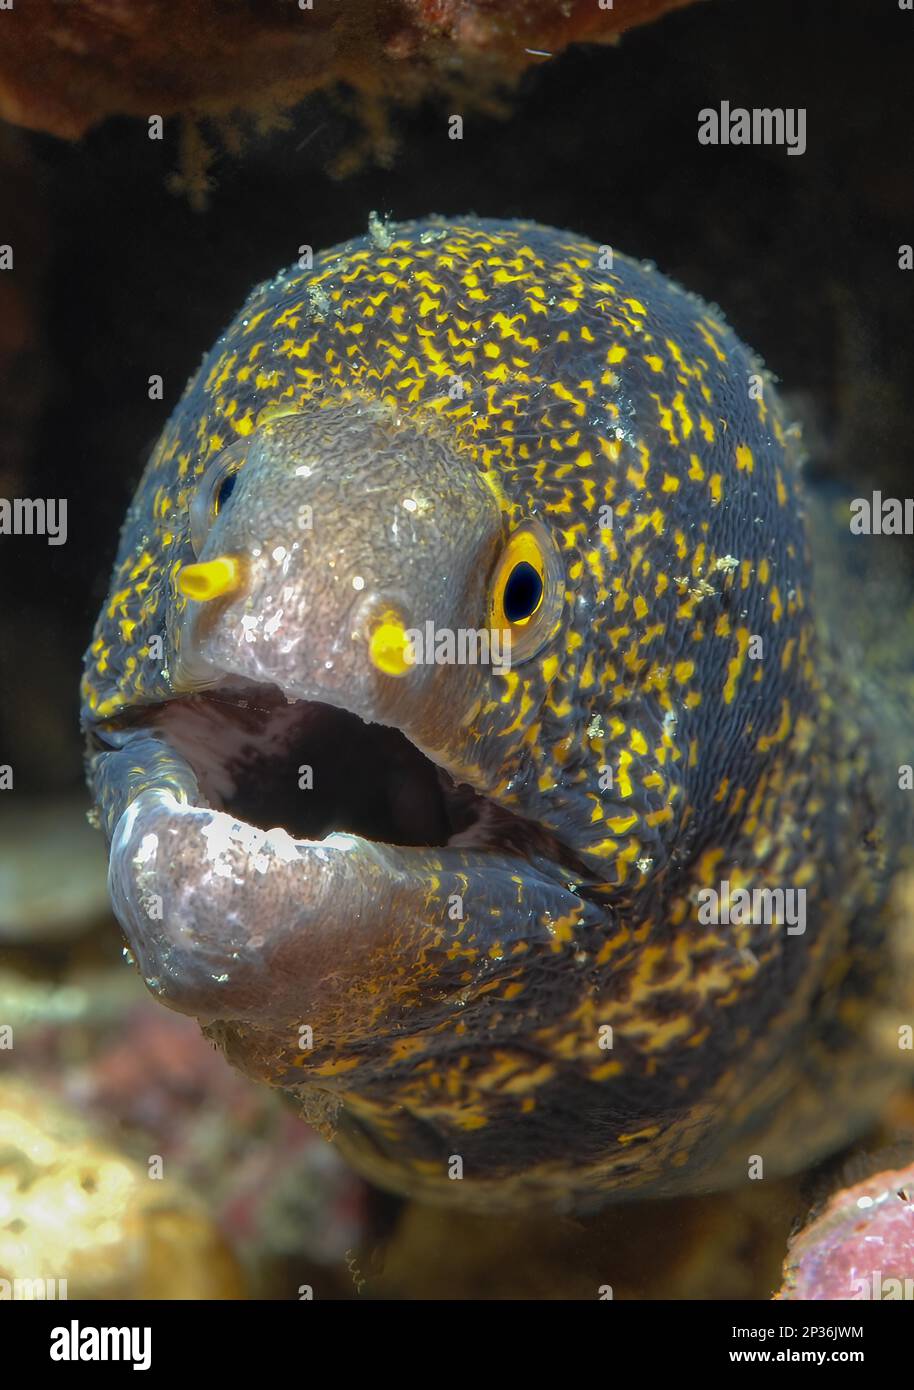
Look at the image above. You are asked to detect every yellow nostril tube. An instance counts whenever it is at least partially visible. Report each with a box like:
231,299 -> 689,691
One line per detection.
369,612 -> 414,677
177,556 -> 241,602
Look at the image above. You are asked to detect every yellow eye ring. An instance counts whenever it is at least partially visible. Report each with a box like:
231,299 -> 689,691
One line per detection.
491,531 -> 546,627
488,520 -> 563,664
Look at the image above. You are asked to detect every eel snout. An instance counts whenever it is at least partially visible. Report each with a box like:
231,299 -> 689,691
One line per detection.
173,404 -> 505,744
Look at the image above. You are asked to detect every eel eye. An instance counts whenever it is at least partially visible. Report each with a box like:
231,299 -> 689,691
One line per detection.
503,560 -> 543,623
215,470 -> 237,510
190,439 -> 248,557
488,520 -> 564,664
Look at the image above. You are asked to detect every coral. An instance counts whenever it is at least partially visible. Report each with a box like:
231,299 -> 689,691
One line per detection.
0,1079 -> 244,1298
0,0 -> 698,140
777,1155 -> 914,1300
0,967 -> 368,1293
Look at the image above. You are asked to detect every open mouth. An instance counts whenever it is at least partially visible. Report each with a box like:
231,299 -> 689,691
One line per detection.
140,679 -> 587,872
95,677 -> 601,1029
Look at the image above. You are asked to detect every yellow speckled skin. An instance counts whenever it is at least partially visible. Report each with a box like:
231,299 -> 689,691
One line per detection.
82,219 -> 914,1209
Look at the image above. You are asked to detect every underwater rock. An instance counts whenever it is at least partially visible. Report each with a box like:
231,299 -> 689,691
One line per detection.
0,798 -> 109,942
0,1079 -> 243,1299
0,968 -> 367,1292
0,0 -> 697,140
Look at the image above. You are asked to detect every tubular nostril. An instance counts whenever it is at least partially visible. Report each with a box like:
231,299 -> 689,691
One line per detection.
177,555 -> 242,601
368,611 -> 414,677
349,592 -> 416,679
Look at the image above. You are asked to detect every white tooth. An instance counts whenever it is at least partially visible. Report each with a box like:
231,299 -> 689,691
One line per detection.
260,826 -> 301,863
137,832 -> 159,865
323,832 -> 360,851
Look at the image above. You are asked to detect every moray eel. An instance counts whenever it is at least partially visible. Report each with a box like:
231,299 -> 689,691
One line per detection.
81,217 -> 914,1210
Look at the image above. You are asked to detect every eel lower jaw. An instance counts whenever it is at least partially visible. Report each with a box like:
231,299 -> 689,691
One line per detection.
98,680 -> 594,1029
